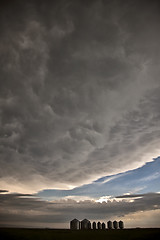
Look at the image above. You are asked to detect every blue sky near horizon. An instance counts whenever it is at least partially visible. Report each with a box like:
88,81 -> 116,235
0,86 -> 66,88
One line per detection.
37,156 -> 160,200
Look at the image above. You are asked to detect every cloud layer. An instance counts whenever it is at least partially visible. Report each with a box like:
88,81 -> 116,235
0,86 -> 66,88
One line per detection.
37,157 -> 160,200
0,0 -> 160,193
0,191 -> 160,228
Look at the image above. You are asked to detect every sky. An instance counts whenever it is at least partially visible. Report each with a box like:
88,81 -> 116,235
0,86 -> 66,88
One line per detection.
0,0 -> 160,229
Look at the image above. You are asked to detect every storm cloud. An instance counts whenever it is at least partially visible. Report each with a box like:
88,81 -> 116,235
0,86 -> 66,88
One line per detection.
0,0 -> 160,194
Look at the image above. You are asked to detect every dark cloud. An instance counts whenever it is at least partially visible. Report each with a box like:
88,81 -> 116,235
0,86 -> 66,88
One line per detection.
116,193 -> 158,199
0,190 -> 8,193
0,191 -> 160,228
0,0 -> 160,193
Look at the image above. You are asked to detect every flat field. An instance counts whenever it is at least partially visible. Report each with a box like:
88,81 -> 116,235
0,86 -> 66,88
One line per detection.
0,228 -> 160,240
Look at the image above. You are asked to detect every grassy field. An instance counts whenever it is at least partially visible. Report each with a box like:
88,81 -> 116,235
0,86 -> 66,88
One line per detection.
0,228 -> 160,240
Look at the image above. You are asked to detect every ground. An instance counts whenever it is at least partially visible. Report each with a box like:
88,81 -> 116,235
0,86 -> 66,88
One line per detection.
0,228 -> 160,240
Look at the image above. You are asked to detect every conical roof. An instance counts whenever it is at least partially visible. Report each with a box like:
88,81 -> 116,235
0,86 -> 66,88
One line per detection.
71,218 -> 79,222
81,218 -> 90,222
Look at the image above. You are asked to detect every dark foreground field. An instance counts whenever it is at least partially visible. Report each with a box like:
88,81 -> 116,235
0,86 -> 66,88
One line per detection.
0,228 -> 160,240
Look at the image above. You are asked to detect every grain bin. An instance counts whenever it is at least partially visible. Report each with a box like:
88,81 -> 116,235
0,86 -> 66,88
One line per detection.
81,219 -> 90,230
97,222 -> 102,229
107,221 -> 112,229
102,222 -> 106,230
92,221 -> 96,229
113,221 -> 118,229
70,219 -> 80,230
119,220 -> 124,229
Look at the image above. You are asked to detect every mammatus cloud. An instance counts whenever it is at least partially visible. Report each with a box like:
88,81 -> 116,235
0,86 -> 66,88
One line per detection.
0,191 -> 160,228
0,0 -> 160,193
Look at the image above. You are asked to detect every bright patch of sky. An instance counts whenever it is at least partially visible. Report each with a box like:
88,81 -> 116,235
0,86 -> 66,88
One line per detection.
37,157 -> 160,201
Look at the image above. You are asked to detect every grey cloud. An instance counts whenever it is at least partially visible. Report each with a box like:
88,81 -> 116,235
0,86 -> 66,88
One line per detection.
0,0 -> 160,192
83,87 -> 160,176
0,192 -> 160,227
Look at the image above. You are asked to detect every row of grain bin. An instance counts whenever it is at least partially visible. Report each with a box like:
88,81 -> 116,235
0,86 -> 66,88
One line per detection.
70,219 -> 91,230
70,219 -> 124,230
93,221 -> 106,229
92,220 -> 124,229
108,220 -> 124,229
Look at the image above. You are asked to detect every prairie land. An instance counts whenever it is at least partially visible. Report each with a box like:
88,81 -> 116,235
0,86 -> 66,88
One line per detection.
0,228 -> 160,240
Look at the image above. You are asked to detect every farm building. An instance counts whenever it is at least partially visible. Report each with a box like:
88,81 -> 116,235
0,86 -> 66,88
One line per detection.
81,219 -> 91,230
70,219 -> 80,230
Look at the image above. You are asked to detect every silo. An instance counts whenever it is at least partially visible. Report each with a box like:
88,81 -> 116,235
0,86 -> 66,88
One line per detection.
102,222 -> 106,230
92,221 -> 96,229
113,221 -> 118,229
81,219 -> 90,230
88,221 -> 91,229
70,219 -> 80,230
97,222 -> 102,230
107,221 -> 112,229
119,220 -> 124,229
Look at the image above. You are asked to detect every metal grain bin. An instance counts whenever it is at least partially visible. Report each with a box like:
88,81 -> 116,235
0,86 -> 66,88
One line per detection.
81,219 -> 90,230
119,220 -> 124,229
92,221 -> 96,229
107,221 -> 113,229
70,219 -> 80,230
113,221 -> 118,229
102,222 -> 106,230
97,222 -> 102,229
